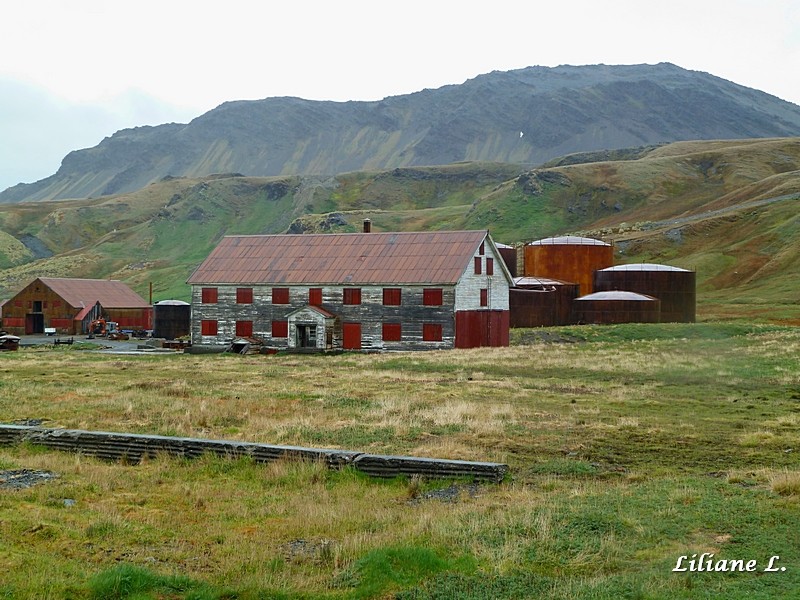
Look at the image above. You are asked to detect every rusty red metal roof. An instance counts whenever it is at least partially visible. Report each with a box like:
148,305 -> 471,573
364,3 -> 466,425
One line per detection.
38,278 -> 150,308
187,231 -> 491,285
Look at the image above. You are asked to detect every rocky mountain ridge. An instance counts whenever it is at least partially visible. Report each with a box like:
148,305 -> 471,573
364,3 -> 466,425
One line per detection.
4,63 -> 800,203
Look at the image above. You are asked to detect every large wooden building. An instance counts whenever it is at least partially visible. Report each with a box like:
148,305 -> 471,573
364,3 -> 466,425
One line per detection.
187,230 -> 512,351
1,277 -> 152,335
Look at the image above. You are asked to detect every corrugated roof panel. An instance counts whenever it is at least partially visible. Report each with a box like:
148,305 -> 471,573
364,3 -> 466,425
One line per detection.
39,278 -> 149,308
187,231 -> 493,286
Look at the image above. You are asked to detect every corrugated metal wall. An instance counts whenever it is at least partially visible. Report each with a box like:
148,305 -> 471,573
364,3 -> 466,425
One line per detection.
454,310 -> 509,348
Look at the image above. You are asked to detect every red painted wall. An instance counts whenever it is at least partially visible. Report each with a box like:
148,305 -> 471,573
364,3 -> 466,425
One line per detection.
454,310 -> 509,348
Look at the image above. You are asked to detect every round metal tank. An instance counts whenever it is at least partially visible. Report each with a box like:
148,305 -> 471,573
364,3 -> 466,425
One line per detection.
153,300 -> 191,340
510,277 -> 580,327
524,236 -> 613,296
593,263 -> 696,323
572,291 -> 661,324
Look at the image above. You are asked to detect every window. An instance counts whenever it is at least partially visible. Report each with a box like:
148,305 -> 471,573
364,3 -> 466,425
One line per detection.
382,322 -> 402,341
422,288 -> 443,306
309,288 -> 323,306
272,288 -> 290,304
474,256 -> 482,275
422,323 -> 443,342
201,287 -> 218,304
236,320 -> 253,337
480,288 -> 488,307
383,288 -> 402,306
236,287 -> 253,304
272,320 -> 288,338
343,288 -> 362,305
201,320 -> 218,335
479,241 -> 485,255
487,257 -> 494,276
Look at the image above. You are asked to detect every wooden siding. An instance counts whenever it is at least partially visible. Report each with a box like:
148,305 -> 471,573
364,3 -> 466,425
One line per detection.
188,231 -> 513,351
191,284 -> 458,351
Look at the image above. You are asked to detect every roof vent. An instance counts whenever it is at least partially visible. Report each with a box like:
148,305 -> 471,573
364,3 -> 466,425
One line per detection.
363,219 -> 372,233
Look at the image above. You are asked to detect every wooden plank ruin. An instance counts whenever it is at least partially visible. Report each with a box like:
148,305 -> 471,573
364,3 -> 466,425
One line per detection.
0,425 -> 508,482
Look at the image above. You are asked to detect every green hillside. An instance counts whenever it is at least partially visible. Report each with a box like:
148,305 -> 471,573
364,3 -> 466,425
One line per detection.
1,139 -> 799,322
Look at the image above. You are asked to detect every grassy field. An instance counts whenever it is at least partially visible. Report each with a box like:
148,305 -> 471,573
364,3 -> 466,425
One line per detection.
1,323 -> 800,598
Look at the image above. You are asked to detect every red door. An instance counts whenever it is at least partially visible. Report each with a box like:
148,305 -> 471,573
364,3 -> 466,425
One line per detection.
342,322 -> 361,350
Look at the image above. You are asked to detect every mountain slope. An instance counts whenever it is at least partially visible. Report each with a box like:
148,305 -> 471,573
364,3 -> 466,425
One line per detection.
1,138 -> 799,322
4,63 -> 800,203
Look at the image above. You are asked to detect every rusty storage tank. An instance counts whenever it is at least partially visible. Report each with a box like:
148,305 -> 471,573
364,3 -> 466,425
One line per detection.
524,236 -> 613,296
593,263 -> 696,323
153,300 -> 191,340
510,277 -> 580,327
572,291 -> 661,324
495,243 -> 518,277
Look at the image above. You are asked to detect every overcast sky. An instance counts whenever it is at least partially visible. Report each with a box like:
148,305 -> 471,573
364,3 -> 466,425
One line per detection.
1,0 -> 798,192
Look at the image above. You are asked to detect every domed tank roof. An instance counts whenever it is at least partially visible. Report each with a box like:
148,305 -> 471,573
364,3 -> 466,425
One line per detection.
576,291 -> 658,302
527,236 -> 610,246
598,263 -> 690,272
155,300 -> 190,306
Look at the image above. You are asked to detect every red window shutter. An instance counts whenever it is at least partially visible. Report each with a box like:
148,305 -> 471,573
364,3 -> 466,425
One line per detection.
343,288 -> 362,305
422,323 -> 443,342
272,320 -> 288,338
236,288 -> 253,304
201,288 -> 218,304
383,288 -> 401,305
474,256 -> 482,275
272,288 -> 289,304
480,289 -> 488,307
479,241 -> 485,255
236,320 -> 253,337
423,288 -> 443,306
309,288 -> 323,306
43,301 -> 48,309
487,258 -> 494,276
382,322 -> 402,341
201,320 -> 218,335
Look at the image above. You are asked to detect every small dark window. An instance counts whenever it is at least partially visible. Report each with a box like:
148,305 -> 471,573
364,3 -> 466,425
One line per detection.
272,288 -> 290,304
272,320 -> 288,338
236,320 -> 253,337
480,288 -> 488,307
382,322 -> 402,342
479,241 -> 485,255
474,256 -> 482,275
422,323 -> 443,342
236,287 -> 253,304
423,288 -> 443,306
383,288 -> 402,306
201,287 -> 218,304
343,288 -> 362,305
309,288 -> 323,306
486,257 -> 494,276
201,320 -> 218,335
